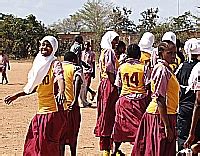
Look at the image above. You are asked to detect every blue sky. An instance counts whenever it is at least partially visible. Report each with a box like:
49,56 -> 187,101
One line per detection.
1,0 -> 199,26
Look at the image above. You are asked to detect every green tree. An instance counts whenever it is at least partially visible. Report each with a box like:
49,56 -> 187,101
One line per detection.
50,13 -> 84,33
169,11 -> 199,41
77,0 -> 113,55
109,7 -> 136,33
1,13 -> 54,58
137,8 -> 159,35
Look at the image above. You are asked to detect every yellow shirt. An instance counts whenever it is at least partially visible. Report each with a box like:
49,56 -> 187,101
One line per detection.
140,51 -> 151,65
146,64 -> 179,114
37,64 -> 57,114
99,49 -> 117,79
62,62 -> 83,110
116,59 -> 146,96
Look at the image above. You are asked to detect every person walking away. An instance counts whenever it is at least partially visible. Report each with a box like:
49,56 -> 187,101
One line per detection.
81,41 -> 96,101
0,50 -> 10,84
60,52 -> 83,156
70,35 -> 91,107
112,44 -> 150,155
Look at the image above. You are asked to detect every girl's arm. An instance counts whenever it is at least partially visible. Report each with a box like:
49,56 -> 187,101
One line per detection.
157,96 -> 174,142
56,78 -> 65,105
4,87 -> 37,105
184,91 -> 200,148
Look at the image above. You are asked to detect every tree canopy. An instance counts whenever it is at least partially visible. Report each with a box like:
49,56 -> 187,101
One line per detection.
1,13 -> 55,59
1,1 -> 199,59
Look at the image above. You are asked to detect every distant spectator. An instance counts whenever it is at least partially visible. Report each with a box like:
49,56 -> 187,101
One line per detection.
0,50 -> 10,84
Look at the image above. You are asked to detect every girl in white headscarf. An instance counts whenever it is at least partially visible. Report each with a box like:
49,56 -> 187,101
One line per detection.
138,32 -> 155,65
4,36 -> 65,156
94,31 -> 119,156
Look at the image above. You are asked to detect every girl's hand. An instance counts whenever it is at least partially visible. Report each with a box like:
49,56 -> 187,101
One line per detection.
4,95 -> 17,105
56,92 -> 66,105
165,127 -> 174,142
184,134 -> 195,148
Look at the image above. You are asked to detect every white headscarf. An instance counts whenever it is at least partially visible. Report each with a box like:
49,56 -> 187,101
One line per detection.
100,31 -> 119,49
162,31 -> 176,45
138,32 -> 155,54
184,38 -> 200,62
186,62 -> 200,93
23,36 -> 58,94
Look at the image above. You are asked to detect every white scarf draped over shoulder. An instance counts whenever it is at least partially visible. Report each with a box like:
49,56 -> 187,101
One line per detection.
100,31 -> 119,49
23,36 -> 58,94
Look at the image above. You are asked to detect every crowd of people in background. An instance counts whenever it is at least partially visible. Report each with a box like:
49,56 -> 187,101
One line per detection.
3,29 -> 200,156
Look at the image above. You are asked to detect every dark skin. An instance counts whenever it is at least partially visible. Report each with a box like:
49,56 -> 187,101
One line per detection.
107,36 -> 119,85
112,44 -> 143,156
60,57 -> 82,156
60,75 -> 82,156
184,91 -> 200,154
83,41 -> 96,99
0,51 -> 10,84
4,40 -> 65,105
158,43 -> 177,142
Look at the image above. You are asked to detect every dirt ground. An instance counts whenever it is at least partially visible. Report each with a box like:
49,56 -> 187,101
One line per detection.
0,61 -> 132,156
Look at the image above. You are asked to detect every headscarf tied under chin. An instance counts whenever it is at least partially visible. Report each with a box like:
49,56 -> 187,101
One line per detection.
100,31 -> 119,49
23,36 -> 58,94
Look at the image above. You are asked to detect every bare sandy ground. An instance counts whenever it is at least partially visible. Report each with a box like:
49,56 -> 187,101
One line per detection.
0,61 -> 132,156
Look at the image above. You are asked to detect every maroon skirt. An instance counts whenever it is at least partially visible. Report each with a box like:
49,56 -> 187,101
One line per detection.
23,111 -> 66,156
132,112 -> 177,156
94,78 -> 119,137
60,105 -> 81,145
112,96 -> 148,143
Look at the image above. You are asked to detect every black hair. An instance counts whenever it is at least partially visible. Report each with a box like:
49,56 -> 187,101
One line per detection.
116,41 -> 126,52
127,44 -> 141,59
74,35 -> 83,43
84,41 -> 91,46
64,52 -> 78,62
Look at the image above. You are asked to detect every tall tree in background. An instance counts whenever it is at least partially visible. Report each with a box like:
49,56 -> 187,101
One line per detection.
169,11 -> 199,41
77,0 -> 113,53
50,13 -> 84,33
1,13 -> 54,58
109,6 -> 136,33
137,8 -> 159,35
77,0 -> 112,32
50,0 -> 113,54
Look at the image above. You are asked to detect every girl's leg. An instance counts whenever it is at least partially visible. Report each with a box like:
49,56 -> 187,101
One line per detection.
60,144 -> 65,156
112,142 -> 122,155
87,86 -> 96,101
70,140 -> 77,156
2,71 -> 8,84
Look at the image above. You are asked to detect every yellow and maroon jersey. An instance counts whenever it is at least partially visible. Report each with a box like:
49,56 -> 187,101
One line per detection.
115,58 -> 146,96
36,61 -> 64,114
99,49 -> 117,79
140,51 -> 151,65
62,61 -> 83,110
146,60 -> 180,114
